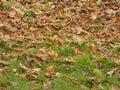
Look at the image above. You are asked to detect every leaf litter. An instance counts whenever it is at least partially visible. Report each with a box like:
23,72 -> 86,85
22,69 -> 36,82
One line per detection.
0,0 -> 120,90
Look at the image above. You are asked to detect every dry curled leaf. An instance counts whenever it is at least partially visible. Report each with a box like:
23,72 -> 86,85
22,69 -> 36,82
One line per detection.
20,63 -> 28,70
0,60 -> 9,65
9,11 -> 16,18
74,47 -> 85,55
90,44 -> 97,53
72,35 -> 84,45
0,66 -> 9,74
32,68 -> 41,74
45,66 -> 55,77
43,81 -> 52,90
107,68 -> 120,78
52,35 -> 64,45
33,59 -> 41,66
0,84 -> 6,90
55,72 -> 61,77
29,74 -> 37,80
65,58 -> 76,63
48,50 -> 58,59
36,54 -> 47,61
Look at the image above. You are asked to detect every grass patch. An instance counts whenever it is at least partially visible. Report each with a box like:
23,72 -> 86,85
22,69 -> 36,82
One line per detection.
24,11 -> 36,18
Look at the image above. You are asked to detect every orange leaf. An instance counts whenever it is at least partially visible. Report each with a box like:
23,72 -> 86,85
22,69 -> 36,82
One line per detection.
48,50 -> 58,59
90,44 -> 97,53
45,66 -> 55,77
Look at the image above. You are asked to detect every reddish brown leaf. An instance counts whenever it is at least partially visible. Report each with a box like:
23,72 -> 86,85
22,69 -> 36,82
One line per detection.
45,66 -> 55,77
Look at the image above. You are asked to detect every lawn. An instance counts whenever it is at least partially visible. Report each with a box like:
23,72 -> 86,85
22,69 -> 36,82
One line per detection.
0,0 -> 120,90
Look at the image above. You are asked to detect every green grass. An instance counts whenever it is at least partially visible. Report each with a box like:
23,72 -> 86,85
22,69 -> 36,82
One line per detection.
0,41 -> 11,53
1,2 -> 11,10
0,41 -> 120,90
24,11 -> 36,18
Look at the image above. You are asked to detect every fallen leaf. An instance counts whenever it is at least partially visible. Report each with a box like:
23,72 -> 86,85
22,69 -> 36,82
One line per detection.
29,74 -> 37,80
36,54 -> 47,61
90,44 -> 97,53
65,58 -> 76,63
33,83 -> 41,90
45,66 -> 55,77
32,68 -> 41,74
70,76 -> 79,85
107,68 -> 120,78
55,72 -> 61,77
0,10 -> 7,15
20,63 -> 28,70
43,81 -> 52,90
48,50 -> 58,59
0,66 -> 9,74
74,47 -> 85,55
0,60 -> 9,65
9,11 -> 16,18
0,84 -> 6,90
52,35 -> 64,45
33,59 -> 41,66
72,35 -> 84,45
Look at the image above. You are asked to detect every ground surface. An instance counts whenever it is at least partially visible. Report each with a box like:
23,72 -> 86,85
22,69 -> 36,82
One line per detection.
0,0 -> 120,90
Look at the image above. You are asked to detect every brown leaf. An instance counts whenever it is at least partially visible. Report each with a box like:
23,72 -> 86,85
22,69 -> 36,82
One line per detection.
20,63 -> 28,70
0,10 -> 7,15
36,54 -> 47,61
72,35 -> 84,45
90,44 -> 97,53
32,68 -> 41,74
45,66 -> 55,77
9,11 -> 16,18
33,83 -> 41,90
52,35 -> 64,45
29,74 -> 37,80
43,81 -> 52,90
74,47 -> 85,56
0,84 -> 6,90
33,59 -> 41,66
107,68 -> 120,78
70,76 -> 79,85
48,50 -> 58,59
0,66 -> 9,74
0,60 -> 9,65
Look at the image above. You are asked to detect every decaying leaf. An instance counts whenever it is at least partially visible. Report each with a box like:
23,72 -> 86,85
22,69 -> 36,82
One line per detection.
52,35 -> 64,45
0,66 -> 9,74
48,50 -> 58,59
45,66 -> 55,77
36,54 -> 47,61
72,35 -> 84,45
107,68 -> 120,78
74,47 -> 85,56
70,76 -> 79,85
43,81 -> 52,90
55,72 -> 61,77
20,63 -> 28,70
65,58 -> 76,63
32,68 -> 41,74
0,60 -> 9,65
9,11 -> 16,18
0,84 -> 6,90
29,74 -> 37,80
33,59 -> 41,66
90,44 -> 97,53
